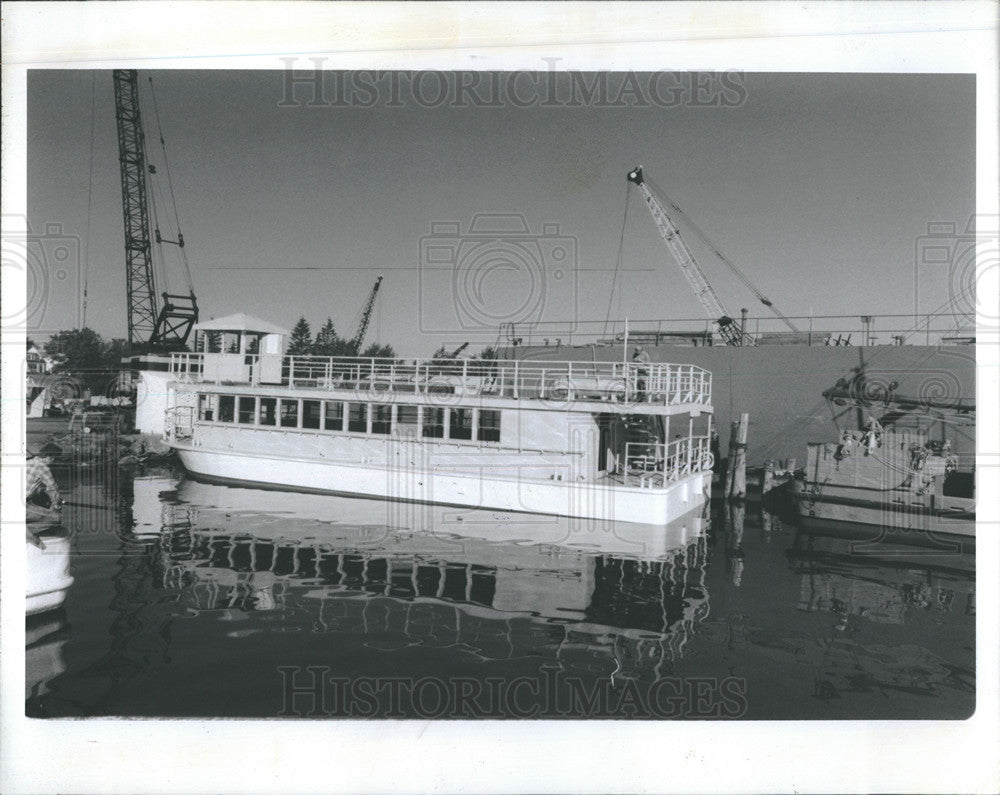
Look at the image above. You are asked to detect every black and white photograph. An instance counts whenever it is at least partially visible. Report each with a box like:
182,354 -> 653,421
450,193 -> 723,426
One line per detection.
2,3 -> 998,793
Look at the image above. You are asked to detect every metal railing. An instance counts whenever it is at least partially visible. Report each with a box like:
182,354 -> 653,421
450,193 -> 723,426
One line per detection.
168,353 -> 712,407
498,312 -> 976,349
624,436 -> 713,488
164,405 -> 194,442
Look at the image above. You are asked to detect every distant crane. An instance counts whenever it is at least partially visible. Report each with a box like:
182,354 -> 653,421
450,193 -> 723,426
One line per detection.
627,166 -> 798,346
347,275 -> 383,355
113,70 -> 198,353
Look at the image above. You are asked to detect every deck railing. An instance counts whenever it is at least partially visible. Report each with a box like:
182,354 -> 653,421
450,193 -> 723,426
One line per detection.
168,353 -> 712,407
164,405 -> 195,443
499,313 -> 976,349
624,436 -> 713,488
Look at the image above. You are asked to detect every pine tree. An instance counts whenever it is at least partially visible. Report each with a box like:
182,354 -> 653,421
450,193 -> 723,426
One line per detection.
312,318 -> 339,356
287,316 -> 313,355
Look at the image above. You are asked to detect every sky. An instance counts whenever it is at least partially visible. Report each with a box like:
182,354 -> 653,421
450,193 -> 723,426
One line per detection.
27,70 -> 975,356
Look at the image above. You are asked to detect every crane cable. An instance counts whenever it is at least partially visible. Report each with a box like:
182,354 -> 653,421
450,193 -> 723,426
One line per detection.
146,162 -> 171,296
147,76 -> 196,296
603,181 -> 633,341
644,174 -> 800,333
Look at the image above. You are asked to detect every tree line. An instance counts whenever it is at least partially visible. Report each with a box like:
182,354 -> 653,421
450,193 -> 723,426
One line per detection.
287,317 -> 395,358
32,329 -> 130,395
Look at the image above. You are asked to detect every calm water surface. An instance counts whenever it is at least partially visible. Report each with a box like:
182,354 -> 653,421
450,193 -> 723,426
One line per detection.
27,465 -> 975,720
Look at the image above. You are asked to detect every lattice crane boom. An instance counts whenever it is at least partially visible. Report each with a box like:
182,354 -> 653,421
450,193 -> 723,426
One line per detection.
349,275 -> 383,355
113,70 -> 158,350
113,70 -> 198,353
627,166 -> 744,345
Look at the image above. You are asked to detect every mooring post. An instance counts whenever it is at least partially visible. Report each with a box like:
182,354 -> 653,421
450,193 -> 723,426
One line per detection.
762,458 -> 775,495
726,412 -> 749,500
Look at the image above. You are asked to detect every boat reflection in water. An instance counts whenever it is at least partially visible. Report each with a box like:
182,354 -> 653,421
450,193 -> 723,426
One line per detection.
147,478 -> 713,683
25,611 -> 69,711
782,518 -> 975,702
37,469 -> 972,719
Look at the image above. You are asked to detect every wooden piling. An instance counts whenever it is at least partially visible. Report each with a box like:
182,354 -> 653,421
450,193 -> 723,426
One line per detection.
726,412 -> 749,500
762,459 -> 775,495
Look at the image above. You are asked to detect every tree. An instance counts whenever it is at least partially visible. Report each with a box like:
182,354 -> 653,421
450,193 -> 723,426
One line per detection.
45,328 -> 106,373
361,342 -> 395,359
105,338 -> 129,366
44,328 -> 126,394
287,317 -> 313,355
312,318 -> 340,356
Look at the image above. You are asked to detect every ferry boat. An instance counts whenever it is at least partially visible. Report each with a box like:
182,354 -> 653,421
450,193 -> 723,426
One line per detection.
791,373 -> 975,537
156,315 -> 714,527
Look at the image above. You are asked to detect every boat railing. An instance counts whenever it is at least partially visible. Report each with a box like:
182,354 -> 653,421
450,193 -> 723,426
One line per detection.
624,436 -> 713,488
500,311 -> 977,348
168,353 -> 712,407
164,405 -> 195,442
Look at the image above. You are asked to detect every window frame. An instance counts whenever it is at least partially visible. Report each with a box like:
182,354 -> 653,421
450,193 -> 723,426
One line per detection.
477,408 -> 501,443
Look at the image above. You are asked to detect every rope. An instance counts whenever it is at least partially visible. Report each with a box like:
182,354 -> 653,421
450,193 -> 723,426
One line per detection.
603,181 -> 632,341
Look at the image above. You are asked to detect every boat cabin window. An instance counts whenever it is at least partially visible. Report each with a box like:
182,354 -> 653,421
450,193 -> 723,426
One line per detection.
324,401 -> 344,431
198,394 -> 214,422
396,405 -> 419,436
211,394 -> 500,445
280,399 -> 299,428
478,409 -> 501,443
348,402 -> 367,433
423,407 -> 445,438
238,396 -> 256,424
302,400 -> 322,430
371,405 -> 392,434
449,408 -> 473,440
218,395 -> 236,423
259,397 -> 277,426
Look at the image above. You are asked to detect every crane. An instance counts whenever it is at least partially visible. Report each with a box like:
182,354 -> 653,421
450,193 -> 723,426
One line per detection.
113,70 -> 198,353
347,275 -> 383,355
627,165 -> 798,345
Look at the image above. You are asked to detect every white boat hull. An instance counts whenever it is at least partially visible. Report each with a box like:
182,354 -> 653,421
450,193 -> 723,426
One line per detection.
791,479 -> 975,538
26,529 -> 74,616
173,444 -> 710,527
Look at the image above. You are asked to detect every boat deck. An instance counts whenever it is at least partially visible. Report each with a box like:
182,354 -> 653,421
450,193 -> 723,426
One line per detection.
168,353 -> 712,414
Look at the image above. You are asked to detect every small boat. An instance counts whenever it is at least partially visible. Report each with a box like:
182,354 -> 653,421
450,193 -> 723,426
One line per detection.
25,476 -> 73,616
791,372 -> 975,538
25,520 -> 73,616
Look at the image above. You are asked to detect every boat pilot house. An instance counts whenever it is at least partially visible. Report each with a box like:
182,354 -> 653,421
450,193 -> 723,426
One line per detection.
151,316 -> 714,527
